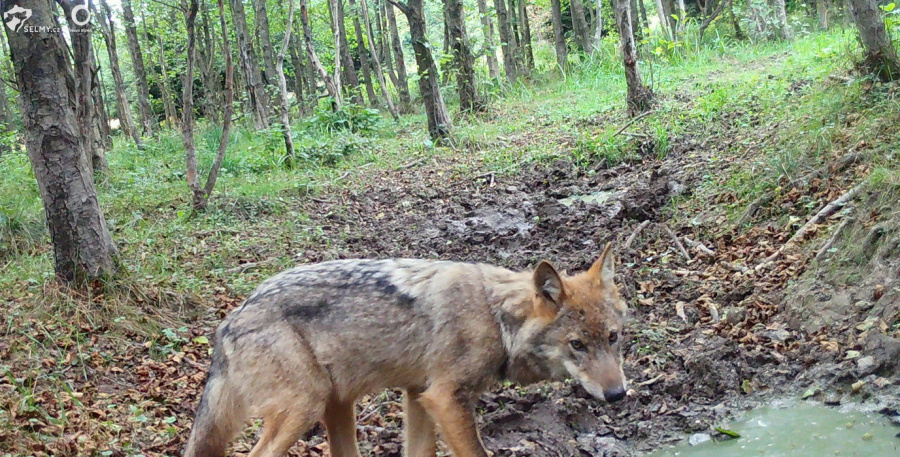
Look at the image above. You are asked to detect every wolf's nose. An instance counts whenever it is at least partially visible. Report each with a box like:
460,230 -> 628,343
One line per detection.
604,387 -> 626,403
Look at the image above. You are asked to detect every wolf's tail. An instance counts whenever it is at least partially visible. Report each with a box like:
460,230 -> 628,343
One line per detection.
183,363 -> 245,457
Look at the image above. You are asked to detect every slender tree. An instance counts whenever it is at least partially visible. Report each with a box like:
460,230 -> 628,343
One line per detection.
302,0 -> 342,110
494,0 -> 518,82
593,0 -> 605,51
513,0 -> 533,72
444,0 -> 483,112
3,0 -> 117,282
571,0 -> 592,53
613,0 -> 653,115
390,0 -> 452,139
361,0 -> 400,119
331,0 -> 363,104
348,0 -> 379,104
151,17 -> 179,129
229,0 -> 270,128
274,0 -> 298,165
549,0 -> 567,70
817,0 -> 829,29
848,0 -> 900,80
97,0 -> 143,147
57,0 -> 108,173
384,0 -> 412,109
253,0 -> 279,86
476,0 -> 500,80
770,0 -> 791,40
122,0 -> 155,137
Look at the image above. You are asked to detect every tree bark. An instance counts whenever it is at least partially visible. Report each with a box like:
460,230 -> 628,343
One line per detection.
638,0 -> 649,33
331,0 -> 362,104
549,0 -> 567,70
3,0 -> 117,282
391,0 -> 452,139
182,0 -> 201,209
122,0 -> 155,137
229,0 -> 270,128
57,0 -> 107,173
361,0 -> 400,119
613,0 -> 653,115
516,0 -> 534,71
770,0 -> 791,40
348,0 -> 379,105
493,0 -> 518,82
571,0 -> 592,53
253,0 -> 278,86
817,0 -> 829,29
385,0 -> 412,109
151,17 -> 179,129
593,0 -> 604,51
444,0 -> 482,113
848,0 -> 900,80
276,0 -> 298,166
199,0 -> 222,122
289,39 -> 309,115
97,0 -> 143,147
655,0 -> 673,39
302,0 -> 343,110
476,0 -> 500,80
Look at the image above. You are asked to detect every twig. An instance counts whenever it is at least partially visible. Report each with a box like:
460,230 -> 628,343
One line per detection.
613,111 -> 653,137
663,224 -> 692,261
399,158 -> 426,169
814,211 -> 855,261
623,220 -> 651,250
764,182 -> 866,264
636,373 -> 666,387
683,236 -> 715,257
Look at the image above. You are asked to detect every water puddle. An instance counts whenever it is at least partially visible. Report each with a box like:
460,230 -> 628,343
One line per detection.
648,401 -> 900,457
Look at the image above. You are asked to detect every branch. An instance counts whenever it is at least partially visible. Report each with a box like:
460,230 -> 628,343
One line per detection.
145,0 -> 185,12
385,0 -> 409,15
613,111 -> 653,137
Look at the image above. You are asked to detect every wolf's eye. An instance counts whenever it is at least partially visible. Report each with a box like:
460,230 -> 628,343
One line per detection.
609,331 -> 619,344
569,340 -> 587,352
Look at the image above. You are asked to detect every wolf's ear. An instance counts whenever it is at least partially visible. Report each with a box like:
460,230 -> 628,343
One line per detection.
534,260 -> 566,316
588,242 -> 616,285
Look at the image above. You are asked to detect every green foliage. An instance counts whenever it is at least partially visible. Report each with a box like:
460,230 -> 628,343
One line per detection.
308,104 -> 383,134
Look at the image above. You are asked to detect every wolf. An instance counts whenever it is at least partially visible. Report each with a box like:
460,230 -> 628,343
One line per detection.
184,243 -> 628,457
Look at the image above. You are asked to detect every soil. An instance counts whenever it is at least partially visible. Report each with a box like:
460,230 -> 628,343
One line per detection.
4,123 -> 898,456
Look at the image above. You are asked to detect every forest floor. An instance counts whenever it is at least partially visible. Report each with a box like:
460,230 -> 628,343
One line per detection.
2,31 -> 900,456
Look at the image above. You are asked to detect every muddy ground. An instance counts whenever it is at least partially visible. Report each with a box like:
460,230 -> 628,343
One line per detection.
247,132 -> 898,455
4,113 -> 899,456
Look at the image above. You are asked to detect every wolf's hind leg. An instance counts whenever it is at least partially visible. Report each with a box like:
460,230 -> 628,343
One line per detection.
247,404 -> 322,457
419,382 -> 490,457
324,396 -> 362,457
403,388 -> 437,457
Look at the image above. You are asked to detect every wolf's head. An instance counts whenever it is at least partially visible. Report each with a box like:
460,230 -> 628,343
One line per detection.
512,243 -> 628,403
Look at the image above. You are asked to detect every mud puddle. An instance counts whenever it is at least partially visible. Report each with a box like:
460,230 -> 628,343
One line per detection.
647,400 -> 900,457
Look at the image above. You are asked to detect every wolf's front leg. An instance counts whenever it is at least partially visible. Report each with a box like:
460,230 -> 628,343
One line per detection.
403,388 -> 437,457
418,382 -> 491,457
324,397 -> 362,457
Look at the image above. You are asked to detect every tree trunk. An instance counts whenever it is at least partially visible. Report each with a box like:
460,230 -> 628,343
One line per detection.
593,0 -> 604,51
98,0 -> 143,147
444,0 -> 483,113
122,0 -> 155,137
571,0 -> 592,53
393,0 -> 452,139
493,0 -> 518,83
182,0 -> 202,209
638,0 -> 649,33
655,0 -> 673,39
3,0 -> 117,283
348,0 -> 379,105
613,0 -> 653,115
199,0 -> 222,122
361,0 -> 400,119
57,0 -> 108,173
517,0 -> 534,71
229,0 -> 270,128
302,0 -> 343,110
848,0 -> 900,80
817,0 -> 829,29
276,0 -> 298,165
476,0 -> 500,80
151,18 -> 179,129
770,0 -> 791,40
385,0 -> 412,109
253,0 -> 278,86
289,39 -> 309,115
507,0 -> 520,56
676,0 -> 687,35
331,0 -> 362,104
549,0 -> 567,70
91,41 -> 113,150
